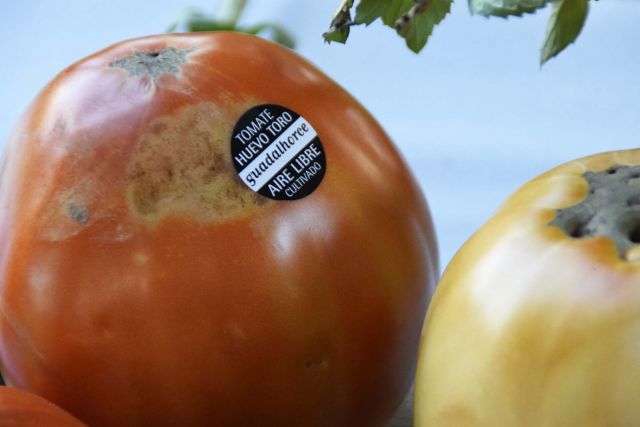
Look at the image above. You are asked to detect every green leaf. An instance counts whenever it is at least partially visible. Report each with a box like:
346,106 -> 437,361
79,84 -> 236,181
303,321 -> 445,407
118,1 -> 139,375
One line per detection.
166,21 -> 179,33
245,23 -> 296,49
354,0 -> 413,26
216,0 -> 249,26
166,8 -> 208,33
323,0 -> 355,44
185,19 -> 237,33
468,0 -> 550,18
325,0 -> 451,53
395,0 -> 452,53
540,0 -> 588,64
353,0 -> 387,24
167,4 -> 295,49
381,0 -> 414,26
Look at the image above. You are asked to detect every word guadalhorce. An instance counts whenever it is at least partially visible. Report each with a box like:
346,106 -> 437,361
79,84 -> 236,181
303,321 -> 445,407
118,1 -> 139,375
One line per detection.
244,122 -> 313,187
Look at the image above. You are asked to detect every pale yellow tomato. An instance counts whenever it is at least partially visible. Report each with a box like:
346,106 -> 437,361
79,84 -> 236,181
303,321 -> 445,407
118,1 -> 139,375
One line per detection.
415,149 -> 640,426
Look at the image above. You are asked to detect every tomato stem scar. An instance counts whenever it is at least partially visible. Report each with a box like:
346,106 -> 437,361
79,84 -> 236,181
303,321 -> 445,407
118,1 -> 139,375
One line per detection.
549,164 -> 640,258
108,47 -> 193,80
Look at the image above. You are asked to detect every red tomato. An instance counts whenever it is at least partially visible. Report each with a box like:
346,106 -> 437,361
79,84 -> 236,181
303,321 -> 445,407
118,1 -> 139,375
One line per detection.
0,386 -> 86,426
414,149 -> 640,426
0,33 -> 437,426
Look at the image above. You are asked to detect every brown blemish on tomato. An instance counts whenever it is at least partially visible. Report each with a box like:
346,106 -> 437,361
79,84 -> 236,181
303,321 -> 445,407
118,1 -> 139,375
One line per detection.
67,203 -> 89,224
37,188 -> 95,241
126,102 -> 268,224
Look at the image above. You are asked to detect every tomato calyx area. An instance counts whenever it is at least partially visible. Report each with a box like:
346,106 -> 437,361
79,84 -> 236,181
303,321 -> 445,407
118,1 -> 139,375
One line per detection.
108,47 -> 193,80
550,164 -> 640,258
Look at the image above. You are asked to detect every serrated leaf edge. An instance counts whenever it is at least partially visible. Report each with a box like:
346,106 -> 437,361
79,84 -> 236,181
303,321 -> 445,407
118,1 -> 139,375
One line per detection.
540,0 -> 589,65
323,0 -> 355,44
397,0 -> 453,53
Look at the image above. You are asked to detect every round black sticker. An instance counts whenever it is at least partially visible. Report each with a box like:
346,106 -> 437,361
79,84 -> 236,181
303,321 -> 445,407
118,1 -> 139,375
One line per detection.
230,104 -> 326,201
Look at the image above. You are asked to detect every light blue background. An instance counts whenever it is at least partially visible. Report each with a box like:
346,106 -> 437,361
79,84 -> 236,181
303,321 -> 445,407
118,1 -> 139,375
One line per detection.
0,1 -> 638,424
1,0 -> 639,267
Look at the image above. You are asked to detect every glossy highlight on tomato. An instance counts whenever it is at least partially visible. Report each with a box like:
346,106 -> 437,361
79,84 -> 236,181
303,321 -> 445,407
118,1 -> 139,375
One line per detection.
414,149 -> 640,426
0,33 -> 438,426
